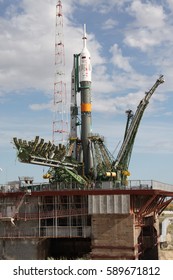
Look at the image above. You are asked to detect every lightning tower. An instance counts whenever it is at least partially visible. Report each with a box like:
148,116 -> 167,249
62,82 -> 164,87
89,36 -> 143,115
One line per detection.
52,0 -> 68,145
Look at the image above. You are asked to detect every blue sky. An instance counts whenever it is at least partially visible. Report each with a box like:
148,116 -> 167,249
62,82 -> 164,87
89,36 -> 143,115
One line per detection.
0,0 -> 173,184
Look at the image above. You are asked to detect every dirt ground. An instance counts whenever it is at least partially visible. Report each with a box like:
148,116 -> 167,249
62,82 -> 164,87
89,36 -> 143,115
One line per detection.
159,249 -> 173,260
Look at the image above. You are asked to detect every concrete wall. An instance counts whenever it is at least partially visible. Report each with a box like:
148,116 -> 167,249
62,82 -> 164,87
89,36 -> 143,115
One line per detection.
0,220 -> 39,237
91,213 -> 137,259
0,238 -> 49,260
88,195 -> 130,214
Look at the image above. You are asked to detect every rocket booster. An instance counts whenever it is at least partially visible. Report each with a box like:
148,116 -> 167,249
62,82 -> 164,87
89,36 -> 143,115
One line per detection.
80,24 -> 92,175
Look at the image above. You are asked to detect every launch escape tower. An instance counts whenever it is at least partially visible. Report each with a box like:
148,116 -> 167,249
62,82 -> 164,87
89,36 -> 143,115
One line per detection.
52,0 -> 68,145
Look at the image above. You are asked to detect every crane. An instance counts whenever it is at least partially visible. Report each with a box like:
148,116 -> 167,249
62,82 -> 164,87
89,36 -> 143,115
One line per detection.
113,75 -> 164,186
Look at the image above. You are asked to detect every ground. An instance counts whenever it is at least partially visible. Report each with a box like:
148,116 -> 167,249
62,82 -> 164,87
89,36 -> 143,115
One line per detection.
159,248 -> 173,260
159,211 -> 173,260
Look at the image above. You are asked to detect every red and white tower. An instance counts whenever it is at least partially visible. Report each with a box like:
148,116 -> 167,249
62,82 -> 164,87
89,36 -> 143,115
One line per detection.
52,0 -> 68,145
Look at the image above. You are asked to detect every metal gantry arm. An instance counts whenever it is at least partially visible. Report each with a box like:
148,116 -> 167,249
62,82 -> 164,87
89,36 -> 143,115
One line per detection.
114,75 -> 164,176
13,136 -> 88,186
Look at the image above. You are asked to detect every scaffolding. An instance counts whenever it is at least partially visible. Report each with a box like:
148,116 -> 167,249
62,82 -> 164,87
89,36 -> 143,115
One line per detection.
0,193 -> 90,238
0,183 -> 173,241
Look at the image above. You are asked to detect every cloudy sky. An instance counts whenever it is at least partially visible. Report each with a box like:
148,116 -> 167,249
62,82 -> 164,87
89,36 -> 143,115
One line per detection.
0,0 -> 173,185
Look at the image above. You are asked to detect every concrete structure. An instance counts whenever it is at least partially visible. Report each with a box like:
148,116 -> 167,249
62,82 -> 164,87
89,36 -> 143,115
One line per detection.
0,181 -> 173,260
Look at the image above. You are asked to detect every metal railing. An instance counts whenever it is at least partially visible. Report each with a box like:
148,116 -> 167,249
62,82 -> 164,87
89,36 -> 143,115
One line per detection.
1,180 -> 173,194
128,180 -> 173,191
0,226 -> 91,238
16,207 -> 88,220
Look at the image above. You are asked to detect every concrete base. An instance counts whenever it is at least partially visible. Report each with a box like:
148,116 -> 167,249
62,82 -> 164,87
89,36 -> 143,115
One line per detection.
91,214 -> 138,259
0,238 -> 49,260
0,238 -> 91,260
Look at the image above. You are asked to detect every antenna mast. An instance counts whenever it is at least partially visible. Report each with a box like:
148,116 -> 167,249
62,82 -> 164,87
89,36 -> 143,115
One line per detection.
52,0 -> 68,145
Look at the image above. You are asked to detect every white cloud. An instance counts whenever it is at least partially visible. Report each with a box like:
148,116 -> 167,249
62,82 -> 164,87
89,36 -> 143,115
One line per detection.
0,0 -> 105,97
0,0 -> 166,109
165,0 -> 173,13
92,71 -> 166,118
133,122 -> 173,154
70,0 -> 131,14
102,18 -> 118,30
124,0 -> 168,51
0,0 -> 169,104
129,0 -> 166,29
29,102 -> 52,111
0,0 -> 55,94
110,44 -> 133,72
164,111 -> 173,116
124,28 -> 161,51
93,90 -> 148,115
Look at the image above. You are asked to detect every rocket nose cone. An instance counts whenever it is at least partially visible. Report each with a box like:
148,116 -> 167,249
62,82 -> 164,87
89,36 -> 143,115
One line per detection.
81,47 -> 91,58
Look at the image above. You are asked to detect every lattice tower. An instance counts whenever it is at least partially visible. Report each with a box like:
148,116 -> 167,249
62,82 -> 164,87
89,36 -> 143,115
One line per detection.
52,0 -> 68,145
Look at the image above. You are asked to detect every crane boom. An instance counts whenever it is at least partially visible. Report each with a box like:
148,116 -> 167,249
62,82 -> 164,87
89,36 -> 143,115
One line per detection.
113,75 -> 164,183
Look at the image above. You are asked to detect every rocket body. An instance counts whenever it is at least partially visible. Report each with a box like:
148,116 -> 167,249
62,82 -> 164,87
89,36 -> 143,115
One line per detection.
80,25 -> 92,175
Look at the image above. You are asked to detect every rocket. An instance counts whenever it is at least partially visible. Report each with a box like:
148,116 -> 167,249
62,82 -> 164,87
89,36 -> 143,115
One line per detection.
79,24 -> 92,175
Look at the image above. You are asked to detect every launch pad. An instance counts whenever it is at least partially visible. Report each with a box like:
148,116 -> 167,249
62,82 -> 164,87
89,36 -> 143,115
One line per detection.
0,1 -> 173,260
0,182 -> 173,259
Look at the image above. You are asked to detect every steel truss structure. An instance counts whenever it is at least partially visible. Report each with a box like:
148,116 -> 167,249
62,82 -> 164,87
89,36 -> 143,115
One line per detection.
0,187 -> 173,238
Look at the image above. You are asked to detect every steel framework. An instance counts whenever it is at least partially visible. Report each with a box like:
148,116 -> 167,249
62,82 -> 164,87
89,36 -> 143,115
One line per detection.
0,186 -> 173,239
52,0 -> 68,145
